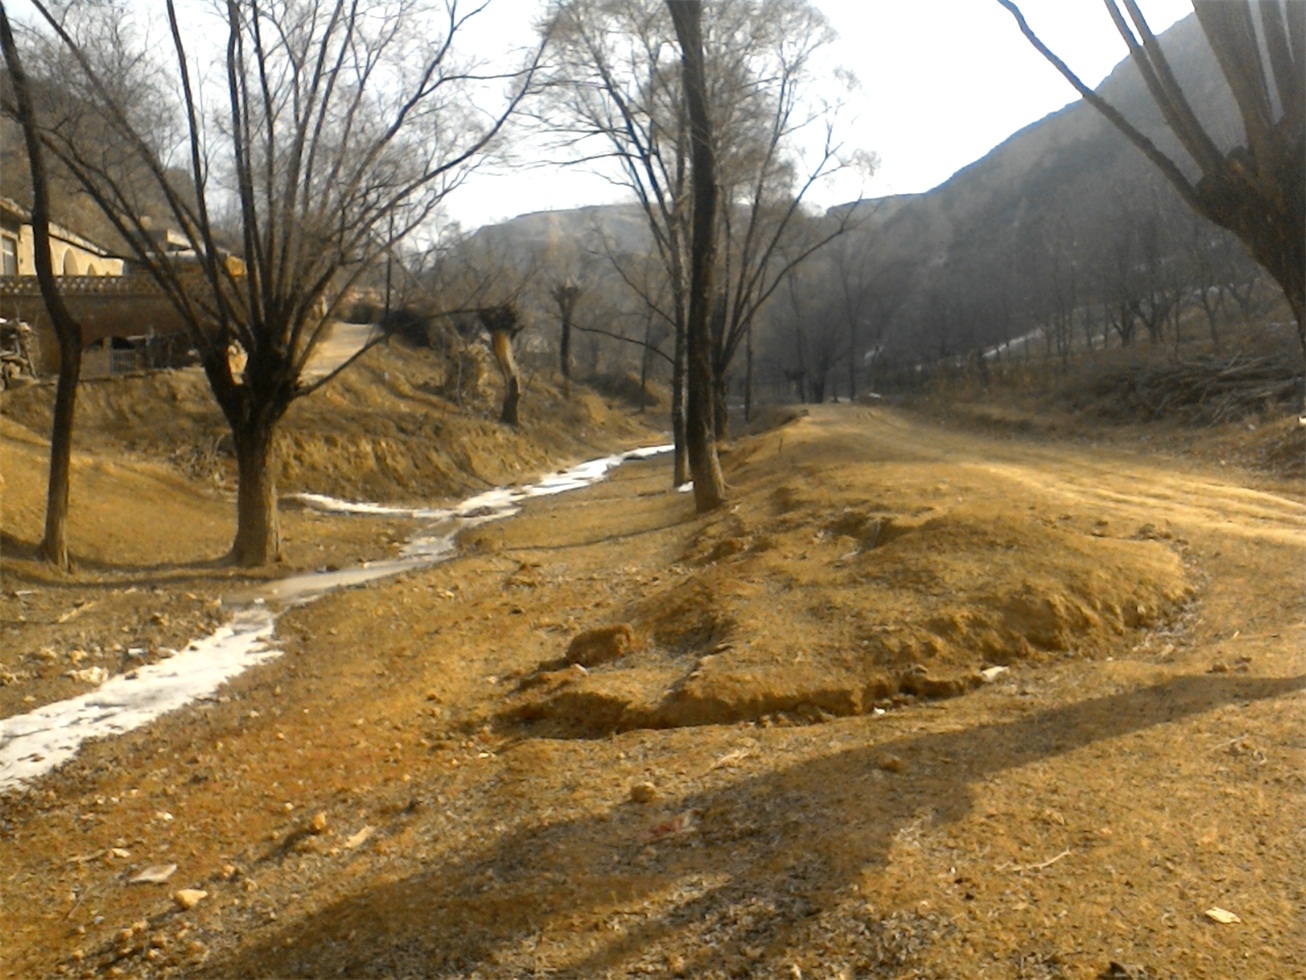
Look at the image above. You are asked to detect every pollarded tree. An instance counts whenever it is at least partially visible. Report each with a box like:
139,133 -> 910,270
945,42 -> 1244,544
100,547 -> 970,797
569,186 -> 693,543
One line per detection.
998,0 -> 1304,347
477,304 -> 527,425
23,0 -> 540,565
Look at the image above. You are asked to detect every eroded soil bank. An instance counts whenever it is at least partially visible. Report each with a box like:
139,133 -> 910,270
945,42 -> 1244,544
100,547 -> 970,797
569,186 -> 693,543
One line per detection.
2,399 -> 1304,979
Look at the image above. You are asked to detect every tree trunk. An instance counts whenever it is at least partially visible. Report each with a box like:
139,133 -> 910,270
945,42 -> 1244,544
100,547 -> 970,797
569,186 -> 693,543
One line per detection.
1,8 -> 82,571
559,315 -> 572,399
639,317 -> 653,415
847,320 -> 858,402
744,320 -> 753,424
669,0 -> 725,513
229,414 -> 281,567
712,370 -> 729,442
671,307 -> 688,486
490,330 -> 522,426
40,334 -> 80,569
552,282 -> 580,400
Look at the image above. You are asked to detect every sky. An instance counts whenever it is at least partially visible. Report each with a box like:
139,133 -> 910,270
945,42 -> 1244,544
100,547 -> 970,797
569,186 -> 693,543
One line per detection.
444,0 -> 1194,229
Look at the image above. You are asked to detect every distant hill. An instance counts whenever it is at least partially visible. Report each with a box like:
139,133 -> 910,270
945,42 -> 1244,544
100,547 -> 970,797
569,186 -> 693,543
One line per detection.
467,202 -> 654,259
459,13 -> 1249,360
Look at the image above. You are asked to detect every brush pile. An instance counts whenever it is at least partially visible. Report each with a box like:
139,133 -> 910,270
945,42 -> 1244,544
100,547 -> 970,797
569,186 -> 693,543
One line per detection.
1089,350 -> 1303,425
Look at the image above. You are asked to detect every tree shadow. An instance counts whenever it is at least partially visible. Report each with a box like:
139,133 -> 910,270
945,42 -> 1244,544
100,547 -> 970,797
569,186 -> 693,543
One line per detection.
204,672 -> 1304,978
0,533 -> 270,600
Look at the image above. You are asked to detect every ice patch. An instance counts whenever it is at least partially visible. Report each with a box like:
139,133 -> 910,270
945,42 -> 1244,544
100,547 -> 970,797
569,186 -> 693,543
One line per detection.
0,443 -> 673,793
0,606 -> 278,790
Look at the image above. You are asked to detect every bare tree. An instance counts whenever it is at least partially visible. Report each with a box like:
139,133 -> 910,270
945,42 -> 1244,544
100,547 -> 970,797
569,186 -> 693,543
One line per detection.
24,0 -> 540,565
998,0 -> 1304,349
550,280 -> 582,397
668,0 -> 725,511
540,0 -> 861,471
0,5 -> 85,570
541,0 -> 691,484
476,304 -> 527,425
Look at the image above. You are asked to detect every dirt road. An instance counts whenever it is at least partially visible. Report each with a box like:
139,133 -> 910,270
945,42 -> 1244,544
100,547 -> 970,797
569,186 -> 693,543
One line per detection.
2,405 -> 1303,979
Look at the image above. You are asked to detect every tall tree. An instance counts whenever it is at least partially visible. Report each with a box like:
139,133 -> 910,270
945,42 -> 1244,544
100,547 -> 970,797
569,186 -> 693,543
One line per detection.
998,0 -> 1304,347
668,0 -> 724,511
25,0 -> 540,565
540,0 -> 860,468
0,4 -> 83,570
541,0 -> 691,484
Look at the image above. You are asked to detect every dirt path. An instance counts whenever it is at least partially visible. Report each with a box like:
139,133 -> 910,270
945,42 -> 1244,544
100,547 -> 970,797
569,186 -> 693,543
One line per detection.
2,405 -> 1303,979
303,322 -> 378,381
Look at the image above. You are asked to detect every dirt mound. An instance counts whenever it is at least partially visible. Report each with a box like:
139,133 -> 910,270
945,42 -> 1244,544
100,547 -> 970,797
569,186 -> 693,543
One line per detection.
499,420 -> 1194,736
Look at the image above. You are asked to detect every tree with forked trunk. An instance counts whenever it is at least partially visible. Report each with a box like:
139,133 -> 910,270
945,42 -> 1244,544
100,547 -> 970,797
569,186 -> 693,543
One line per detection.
17,0 -> 541,565
550,281 -> 582,398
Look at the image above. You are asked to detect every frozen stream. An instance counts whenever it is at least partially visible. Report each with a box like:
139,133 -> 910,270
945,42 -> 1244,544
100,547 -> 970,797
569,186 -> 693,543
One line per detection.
0,445 -> 672,793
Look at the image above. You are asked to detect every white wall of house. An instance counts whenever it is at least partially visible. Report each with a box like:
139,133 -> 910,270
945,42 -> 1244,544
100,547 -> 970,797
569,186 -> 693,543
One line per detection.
0,199 -> 123,278
14,229 -> 123,277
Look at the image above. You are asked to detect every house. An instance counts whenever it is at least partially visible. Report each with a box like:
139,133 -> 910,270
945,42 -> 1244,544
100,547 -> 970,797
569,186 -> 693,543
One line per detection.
0,198 -> 192,378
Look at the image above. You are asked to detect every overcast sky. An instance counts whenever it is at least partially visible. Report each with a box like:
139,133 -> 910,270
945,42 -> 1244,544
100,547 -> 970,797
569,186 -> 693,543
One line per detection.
445,0 -> 1193,229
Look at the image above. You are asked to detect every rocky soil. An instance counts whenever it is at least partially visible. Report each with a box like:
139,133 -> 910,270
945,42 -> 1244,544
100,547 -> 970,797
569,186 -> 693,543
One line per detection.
1,353 -> 1303,979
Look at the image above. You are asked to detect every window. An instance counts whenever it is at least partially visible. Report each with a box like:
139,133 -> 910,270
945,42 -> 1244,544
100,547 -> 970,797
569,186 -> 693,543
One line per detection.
1,235 -> 16,277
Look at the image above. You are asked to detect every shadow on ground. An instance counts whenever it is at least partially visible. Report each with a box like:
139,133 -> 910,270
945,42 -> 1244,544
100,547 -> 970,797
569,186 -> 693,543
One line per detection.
205,672 -> 1304,977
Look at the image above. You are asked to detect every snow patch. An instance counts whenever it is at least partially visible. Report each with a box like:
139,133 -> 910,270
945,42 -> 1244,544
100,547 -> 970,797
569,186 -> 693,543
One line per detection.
0,443 -> 673,793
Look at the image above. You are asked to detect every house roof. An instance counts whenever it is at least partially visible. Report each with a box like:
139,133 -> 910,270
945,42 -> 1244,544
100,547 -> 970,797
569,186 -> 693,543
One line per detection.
0,196 -> 28,224
0,194 -> 119,258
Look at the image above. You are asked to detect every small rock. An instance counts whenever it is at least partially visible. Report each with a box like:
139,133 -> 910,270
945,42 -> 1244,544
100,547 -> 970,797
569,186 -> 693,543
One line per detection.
630,782 -> 658,804
344,826 -> 375,849
1207,661 -> 1230,674
173,889 -> 207,910
877,755 -> 906,773
1204,906 -> 1241,924
309,812 -> 328,835
1097,963 -> 1152,980
65,666 -> 108,686
129,864 -> 177,884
